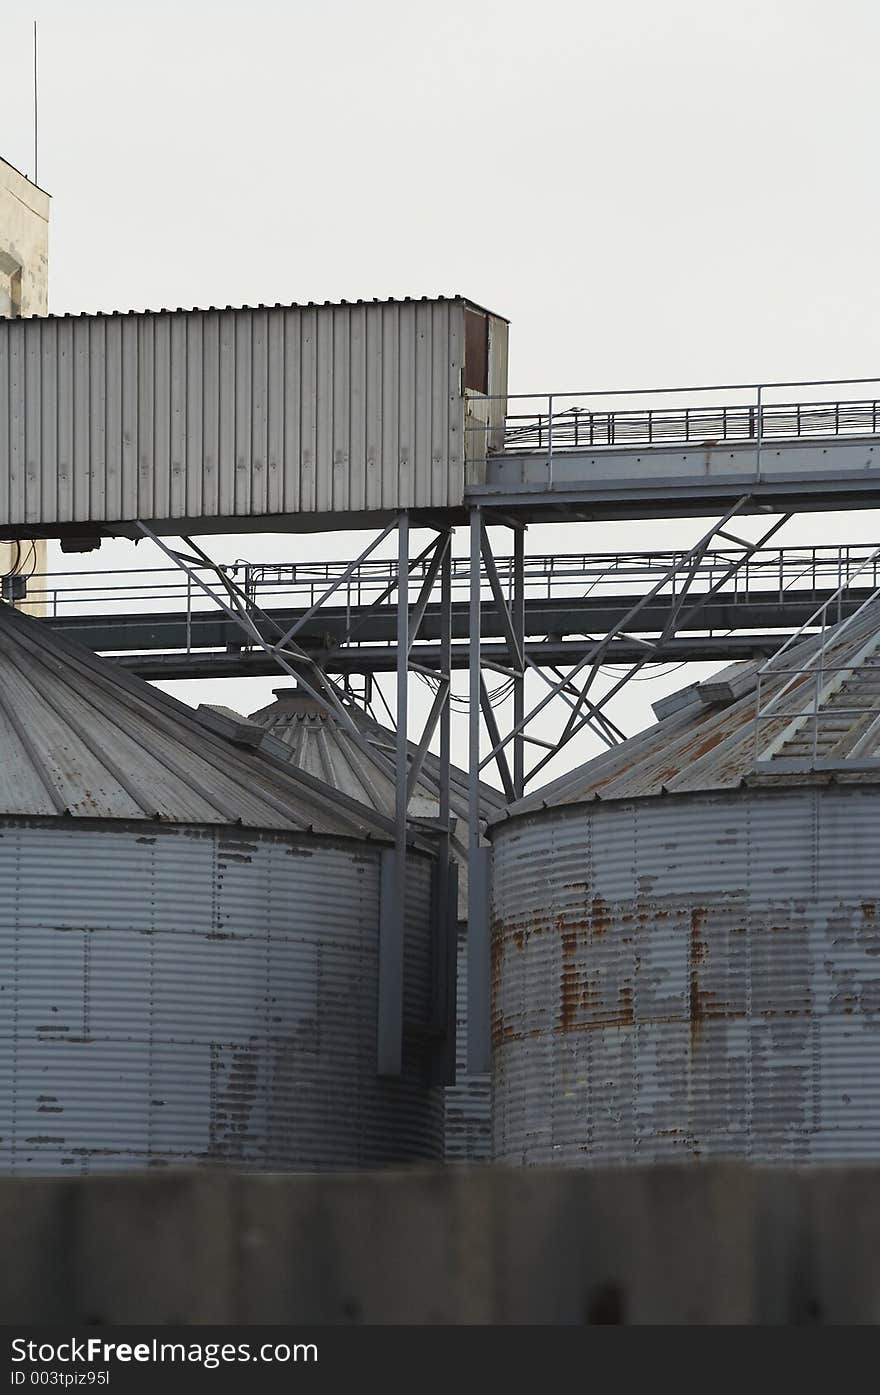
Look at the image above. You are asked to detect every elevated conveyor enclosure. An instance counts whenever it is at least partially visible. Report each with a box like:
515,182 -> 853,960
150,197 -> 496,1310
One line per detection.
0,295 -> 507,540
5,274 -> 880,1087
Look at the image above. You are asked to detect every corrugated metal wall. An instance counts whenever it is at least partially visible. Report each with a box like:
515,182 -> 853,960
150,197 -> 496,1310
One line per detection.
0,298 -> 488,534
444,924 -> 491,1162
492,785 -> 880,1164
0,820 -> 443,1173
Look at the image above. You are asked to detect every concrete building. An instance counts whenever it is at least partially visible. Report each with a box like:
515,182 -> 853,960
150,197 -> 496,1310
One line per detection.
0,155 -> 48,606
0,156 -> 48,317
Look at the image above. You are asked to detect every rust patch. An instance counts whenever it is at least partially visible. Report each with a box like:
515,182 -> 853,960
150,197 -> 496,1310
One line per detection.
560,925 -> 579,1031
690,909 -> 707,962
590,896 -> 611,937
689,908 -> 708,1042
618,985 -> 634,1023
490,919 -> 504,987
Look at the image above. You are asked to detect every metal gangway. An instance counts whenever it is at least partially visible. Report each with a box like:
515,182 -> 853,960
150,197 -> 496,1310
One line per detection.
27,541 -> 880,680
473,377 -> 880,519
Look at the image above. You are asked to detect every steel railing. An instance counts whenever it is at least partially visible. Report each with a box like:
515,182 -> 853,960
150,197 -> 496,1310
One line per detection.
463,376 -> 880,475
501,397 -> 880,453
754,543 -> 880,766
15,543 -> 880,666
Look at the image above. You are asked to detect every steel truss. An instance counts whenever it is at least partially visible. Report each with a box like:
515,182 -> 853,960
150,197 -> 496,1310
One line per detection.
136,498 -> 795,1075
463,497 -> 791,1068
135,515 -> 458,1083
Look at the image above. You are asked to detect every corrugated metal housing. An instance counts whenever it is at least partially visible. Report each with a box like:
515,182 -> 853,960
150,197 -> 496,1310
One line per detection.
245,686 -> 498,1162
0,605 -> 443,1173
491,607 -> 880,1165
0,295 -> 508,538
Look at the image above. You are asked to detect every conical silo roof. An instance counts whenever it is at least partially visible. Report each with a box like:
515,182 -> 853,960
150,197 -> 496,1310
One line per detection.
0,602 -> 396,841
246,685 -> 506,912
498,596 -> 880,816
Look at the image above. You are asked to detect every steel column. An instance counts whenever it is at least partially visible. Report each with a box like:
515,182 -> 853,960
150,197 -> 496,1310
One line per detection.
431,536 -> 456,1085
468,508 -> 490,1073
513,526 -> 525,799
378,511 -> 409,1076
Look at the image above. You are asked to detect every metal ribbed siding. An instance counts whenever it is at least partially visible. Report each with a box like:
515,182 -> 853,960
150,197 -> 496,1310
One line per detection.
491,786 -> 880,1165
444,924 -> 491,1162
0,820 -> 442,1174
0,297 -> 506,534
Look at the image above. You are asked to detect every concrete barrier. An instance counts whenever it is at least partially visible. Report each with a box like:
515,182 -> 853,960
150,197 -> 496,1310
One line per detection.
1,1165 -> 878,1324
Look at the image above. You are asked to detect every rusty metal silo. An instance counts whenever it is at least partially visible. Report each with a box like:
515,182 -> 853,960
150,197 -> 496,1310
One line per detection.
0,607 -> 442,1174
491,602 -> 880,1165
246,686 -> 504,1162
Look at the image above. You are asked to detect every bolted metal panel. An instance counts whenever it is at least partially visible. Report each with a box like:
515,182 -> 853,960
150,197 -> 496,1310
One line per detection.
444,923 -> 491,1162
491,785 -> 880,1165
0,820 -> 442,1174
0,297 -> 507,537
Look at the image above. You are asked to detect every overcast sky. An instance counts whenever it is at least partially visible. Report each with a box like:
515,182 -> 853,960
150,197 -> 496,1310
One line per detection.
3,0 -> 879,777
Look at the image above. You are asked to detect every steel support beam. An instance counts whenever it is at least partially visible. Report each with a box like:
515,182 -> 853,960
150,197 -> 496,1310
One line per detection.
378,513 -> 410,1077
513,527 -> 526,799
434,539 -> 456,1084
111,631 -> 804,680
468,508 -> 490,1074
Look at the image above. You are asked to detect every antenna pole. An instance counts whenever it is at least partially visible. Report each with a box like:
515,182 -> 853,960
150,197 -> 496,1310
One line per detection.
33,20 -> 38,186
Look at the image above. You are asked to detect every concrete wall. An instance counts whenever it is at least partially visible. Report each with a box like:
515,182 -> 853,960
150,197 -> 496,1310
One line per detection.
0,156 -> 48,316
1,1165 -> 879,1324
0,156 -> 49,605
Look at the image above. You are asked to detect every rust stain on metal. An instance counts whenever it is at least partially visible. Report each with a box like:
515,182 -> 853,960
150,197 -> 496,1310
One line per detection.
689,907 -> 708,1043
590,896 -> 611,937
560,922 -> 579,1031
618,985 -> 634,1022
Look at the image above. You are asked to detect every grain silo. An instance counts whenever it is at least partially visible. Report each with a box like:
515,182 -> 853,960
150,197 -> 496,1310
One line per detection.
491,601 -> 880,1165
0,605 -> 443,1174
246,686 -> 506,1161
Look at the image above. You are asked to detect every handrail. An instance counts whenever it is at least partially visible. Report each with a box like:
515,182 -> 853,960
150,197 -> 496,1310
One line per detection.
23,543 -> 880,621
472,374 -> 880,403
493,396 -> 880,454
753,543 -> 880,764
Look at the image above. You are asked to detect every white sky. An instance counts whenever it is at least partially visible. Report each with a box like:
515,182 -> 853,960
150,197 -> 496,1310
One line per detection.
3,0 -> 880,782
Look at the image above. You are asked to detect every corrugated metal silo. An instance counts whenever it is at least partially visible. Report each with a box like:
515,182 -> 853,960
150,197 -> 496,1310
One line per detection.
246,686 -> 504,1162
0,608 -> 443,1174
491,604 -> 880,1165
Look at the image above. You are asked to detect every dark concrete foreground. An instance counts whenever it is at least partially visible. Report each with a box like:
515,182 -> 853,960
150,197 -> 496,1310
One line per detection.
1,1165 -> 878,1325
